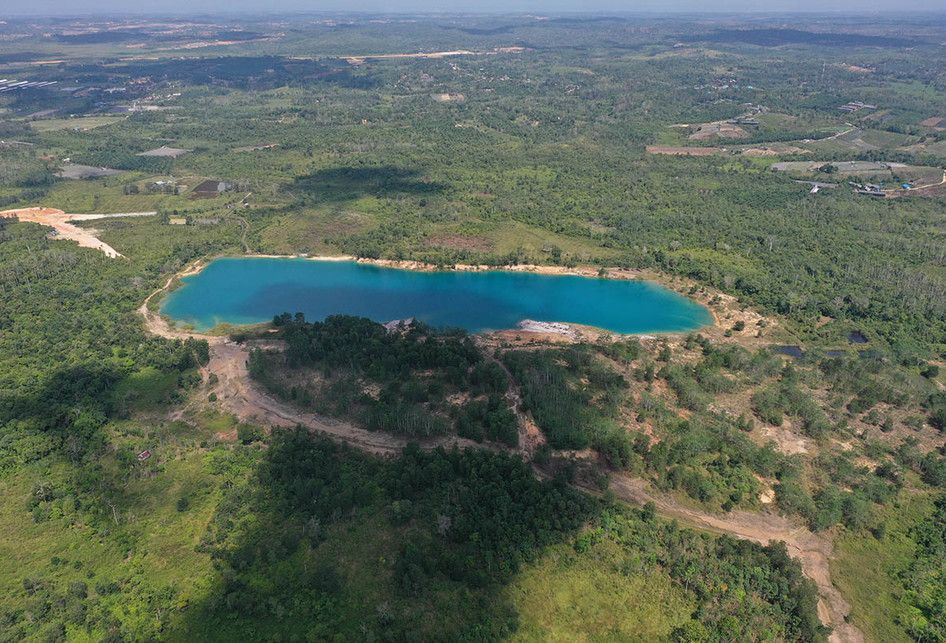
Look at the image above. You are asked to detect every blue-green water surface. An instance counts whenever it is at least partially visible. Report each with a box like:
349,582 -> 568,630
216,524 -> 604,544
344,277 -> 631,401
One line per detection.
160,257 -> 713,334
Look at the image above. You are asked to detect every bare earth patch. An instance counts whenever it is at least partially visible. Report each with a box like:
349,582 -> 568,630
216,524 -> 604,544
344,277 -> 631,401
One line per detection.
741,145 -> 808,157
344,46 -> 525,65
56,163 -> 124,179
0,207 -> 156,257
137,145 -> 191,158
689,122 -> 747,141
839,64 -> 874,74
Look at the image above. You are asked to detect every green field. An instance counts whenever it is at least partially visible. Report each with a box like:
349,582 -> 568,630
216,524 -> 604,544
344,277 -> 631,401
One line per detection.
29,115 -> 126,133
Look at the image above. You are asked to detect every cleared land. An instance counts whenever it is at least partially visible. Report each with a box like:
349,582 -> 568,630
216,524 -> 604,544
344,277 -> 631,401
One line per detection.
137,145 -> 191,158
689,121 -> 747,141
233,143 -> 278,152
342,46 -> 525,65
28,115 -> 125,132
55,163 -> 124,179
0,207 -> 155,257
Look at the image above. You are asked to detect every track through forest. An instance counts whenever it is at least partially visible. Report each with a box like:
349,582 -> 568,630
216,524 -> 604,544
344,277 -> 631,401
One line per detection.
139,292 -> 863,643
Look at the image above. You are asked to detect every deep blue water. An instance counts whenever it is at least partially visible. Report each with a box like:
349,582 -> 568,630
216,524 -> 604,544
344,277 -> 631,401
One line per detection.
160,257 -> 713,334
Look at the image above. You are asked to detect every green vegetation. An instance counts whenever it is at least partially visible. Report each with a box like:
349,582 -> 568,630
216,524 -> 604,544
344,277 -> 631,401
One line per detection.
178,429 -> 825,641
504,347 -> 631,464
0,12 -> 944,642
835,494 -> 946,643
3,15 -> 946,350
249,314 -> 517,444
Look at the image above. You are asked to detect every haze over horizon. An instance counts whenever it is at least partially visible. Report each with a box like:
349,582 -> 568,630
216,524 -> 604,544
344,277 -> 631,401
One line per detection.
5,0 -> 946,16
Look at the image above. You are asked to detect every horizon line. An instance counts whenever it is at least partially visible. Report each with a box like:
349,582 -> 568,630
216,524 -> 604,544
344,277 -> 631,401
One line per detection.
5,9 -> 946,18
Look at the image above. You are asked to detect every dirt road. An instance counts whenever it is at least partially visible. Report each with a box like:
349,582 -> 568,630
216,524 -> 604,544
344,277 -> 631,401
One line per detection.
0,207 -> 156,257
139,281 -> 863,642
207,340 -> 486,455
606,475 -> 862,643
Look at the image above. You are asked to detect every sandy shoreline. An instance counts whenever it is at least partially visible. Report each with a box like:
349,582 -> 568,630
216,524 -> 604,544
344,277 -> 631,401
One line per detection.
245,253 -> 641,279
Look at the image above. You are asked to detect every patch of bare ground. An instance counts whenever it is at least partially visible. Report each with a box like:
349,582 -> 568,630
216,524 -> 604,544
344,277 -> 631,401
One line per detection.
758,417 -> 815,455
233,143 -> 278,152
0,207 -> 156,258
688,121 -> 748,141
711,387 -> 815,455
688,289 -> 778,347
898,179 -> 946,199
838,64 -> 874,74
617,400 -> 660,445
344,46 -> 525,65
431,93 -> 465,103
484,329 -> 577,347
741,145 -> 808,157
214,428 -> 238,442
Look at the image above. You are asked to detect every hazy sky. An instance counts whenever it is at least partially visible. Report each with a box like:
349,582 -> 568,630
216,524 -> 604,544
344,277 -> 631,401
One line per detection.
4,0 -> 946,14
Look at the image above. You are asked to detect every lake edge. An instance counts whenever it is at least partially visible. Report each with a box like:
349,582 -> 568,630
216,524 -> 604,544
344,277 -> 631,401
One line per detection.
158,254 -> 717,336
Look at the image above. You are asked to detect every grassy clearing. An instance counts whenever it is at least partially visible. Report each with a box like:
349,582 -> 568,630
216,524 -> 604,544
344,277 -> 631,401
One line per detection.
42,179 -> 231,214
29,116 -> 126,132
0,451 -> 220,637
490,220 -> 618,261
508,539 -> 693,641
834,492 -> 937,643
257,208 -> 376,255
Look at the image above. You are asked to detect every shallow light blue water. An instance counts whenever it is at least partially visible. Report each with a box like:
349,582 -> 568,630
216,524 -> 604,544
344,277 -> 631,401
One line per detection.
160,257 -> 713,334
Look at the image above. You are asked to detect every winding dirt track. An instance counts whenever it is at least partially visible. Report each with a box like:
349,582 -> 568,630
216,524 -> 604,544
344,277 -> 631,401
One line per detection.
139,284 -> 863,643
604,475 -> 861,643
208,341 -> 486,455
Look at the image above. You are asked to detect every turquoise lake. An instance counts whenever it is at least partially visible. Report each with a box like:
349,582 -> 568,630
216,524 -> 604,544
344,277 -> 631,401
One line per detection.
160,257 -> 713,334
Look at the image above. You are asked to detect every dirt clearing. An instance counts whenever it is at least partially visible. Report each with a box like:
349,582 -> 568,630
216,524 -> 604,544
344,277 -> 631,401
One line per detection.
137,145 -> 191,158
689,121 -> 747,141
0,207 -> 156,257
56,163 -> 124,179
